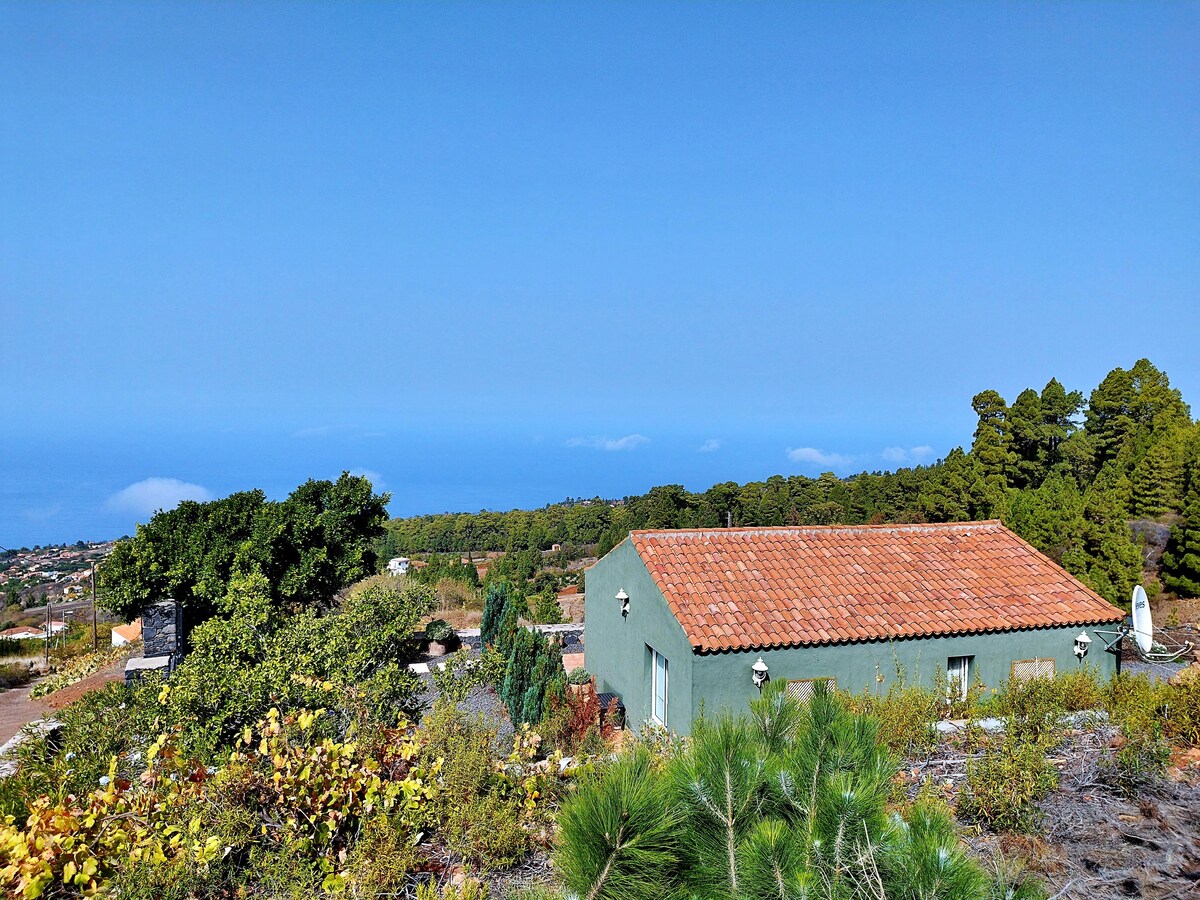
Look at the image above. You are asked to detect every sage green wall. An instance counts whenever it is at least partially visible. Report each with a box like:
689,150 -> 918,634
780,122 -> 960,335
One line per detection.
691,625 -> 1119,728
584,538 -> 694,734
586,537 -> 1120,736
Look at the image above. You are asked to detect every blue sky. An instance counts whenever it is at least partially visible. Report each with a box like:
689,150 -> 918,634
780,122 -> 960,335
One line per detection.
2,2 -> 1198,546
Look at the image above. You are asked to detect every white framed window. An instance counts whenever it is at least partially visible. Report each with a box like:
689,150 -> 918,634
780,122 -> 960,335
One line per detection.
1011,657 -> 1055,683
785,677 -> 836,704
650,646 -> 669,726
947,656 -> 973,702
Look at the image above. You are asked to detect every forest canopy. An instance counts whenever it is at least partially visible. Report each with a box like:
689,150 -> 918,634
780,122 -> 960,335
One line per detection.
383,360 -> 1200,605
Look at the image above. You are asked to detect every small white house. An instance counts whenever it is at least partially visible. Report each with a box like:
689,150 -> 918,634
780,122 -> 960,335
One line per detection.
112,619 -> 142,647
387,557 -> 411,576
0,626 -> 46,641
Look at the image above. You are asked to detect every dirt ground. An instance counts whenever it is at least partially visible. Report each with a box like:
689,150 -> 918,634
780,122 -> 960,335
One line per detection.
0,657 -> 126,745
910,725 -> 1200,900
0,683 -> 52,746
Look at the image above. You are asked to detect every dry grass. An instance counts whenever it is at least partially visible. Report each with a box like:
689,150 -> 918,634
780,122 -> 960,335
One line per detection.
439,608 -> 484,630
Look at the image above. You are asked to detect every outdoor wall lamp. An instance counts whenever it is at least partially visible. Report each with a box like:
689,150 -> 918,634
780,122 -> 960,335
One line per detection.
1073,631 -> 1092,660
751,657 -> 770,690
616,589 -> 630,617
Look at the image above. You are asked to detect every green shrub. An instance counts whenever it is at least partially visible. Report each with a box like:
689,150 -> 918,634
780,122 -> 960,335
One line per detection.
0,661 -> 34,690
846,680 -> 940,756
342,812 -> 423,895
416,877 -> 491,900
531,591 -> 565,625
444,792 -> 531,870
419,700 -> 534,869
958,733 -> 1059,832
432,648 -> 505,704
1105,721 -> 1172,795
426,618 -> 456,643
566,666 -> 591,686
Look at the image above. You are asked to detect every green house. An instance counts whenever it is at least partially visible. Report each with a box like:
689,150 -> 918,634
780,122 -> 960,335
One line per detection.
584,521 -> 1125,734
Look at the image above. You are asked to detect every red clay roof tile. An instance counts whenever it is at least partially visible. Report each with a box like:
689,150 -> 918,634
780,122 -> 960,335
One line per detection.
628,522 -> 1124,652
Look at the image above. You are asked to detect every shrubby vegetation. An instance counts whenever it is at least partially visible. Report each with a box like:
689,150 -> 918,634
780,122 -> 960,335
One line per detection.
555,681 -> 1040,900
0,576 -> 574,898
384,360 -> 1200,605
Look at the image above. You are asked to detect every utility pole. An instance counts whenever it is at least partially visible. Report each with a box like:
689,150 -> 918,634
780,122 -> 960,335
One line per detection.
91,563 -> 98,651
44,600 -> 50,669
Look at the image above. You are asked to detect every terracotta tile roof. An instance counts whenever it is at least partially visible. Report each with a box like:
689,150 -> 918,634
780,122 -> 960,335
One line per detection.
112,620 -> 142,643
628,522 -> 1125,653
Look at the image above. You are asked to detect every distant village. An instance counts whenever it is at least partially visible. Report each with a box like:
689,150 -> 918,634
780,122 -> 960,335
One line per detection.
0,541 -> 115,608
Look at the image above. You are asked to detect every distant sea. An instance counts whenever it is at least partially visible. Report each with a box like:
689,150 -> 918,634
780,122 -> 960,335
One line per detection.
2,422 -> 950,549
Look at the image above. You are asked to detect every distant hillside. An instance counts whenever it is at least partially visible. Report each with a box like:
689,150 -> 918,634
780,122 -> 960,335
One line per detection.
384,359 -> 1200,607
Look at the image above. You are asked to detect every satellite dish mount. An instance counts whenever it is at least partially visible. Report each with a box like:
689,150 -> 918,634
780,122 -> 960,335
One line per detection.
1093,585 -> 1194,664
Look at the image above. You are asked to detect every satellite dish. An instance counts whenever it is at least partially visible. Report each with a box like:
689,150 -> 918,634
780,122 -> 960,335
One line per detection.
1130,585 -> 1153,655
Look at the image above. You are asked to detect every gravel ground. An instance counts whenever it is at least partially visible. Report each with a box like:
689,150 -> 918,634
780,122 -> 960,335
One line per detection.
1123,659 -> 1189,683
413,648 -> 515,748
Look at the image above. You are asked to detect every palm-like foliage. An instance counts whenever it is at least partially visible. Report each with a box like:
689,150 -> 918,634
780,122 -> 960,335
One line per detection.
554,681 -> 1034,900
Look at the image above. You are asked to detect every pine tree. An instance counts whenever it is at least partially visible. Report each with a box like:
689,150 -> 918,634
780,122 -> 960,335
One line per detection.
1130,435 -> 1183,519
1004,472 -> 1085,561
493,598 -> 520,662
971,390 -> 1017,488
554,683 -> 995,900
1039,377 -> 1083,469
480,581 -> 509,646
501,627 -> 536,721
1163,486 -> 1200,598
1078,465 -> 1142,605
1008,388 -> 1045,488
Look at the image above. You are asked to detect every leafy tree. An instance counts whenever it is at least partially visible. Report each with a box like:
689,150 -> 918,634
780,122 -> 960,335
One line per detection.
98,474 -> 388,623
163,573 -> 435,754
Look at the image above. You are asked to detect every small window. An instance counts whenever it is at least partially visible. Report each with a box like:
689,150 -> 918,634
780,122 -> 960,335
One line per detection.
785,677 -> 836,704
947,656 -> 973,702
1011,658 -> 1055,683
650,647 -> 669,726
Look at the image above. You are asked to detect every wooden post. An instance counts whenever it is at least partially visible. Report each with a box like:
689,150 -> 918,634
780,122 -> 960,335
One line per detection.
91,563 -> 98,651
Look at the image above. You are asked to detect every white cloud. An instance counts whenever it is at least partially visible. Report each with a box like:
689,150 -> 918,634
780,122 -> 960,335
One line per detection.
697,438 -> 721,453
348,468 -> 385,489
786,447 -> 853,468
566,434 -> 650,452
881,445 -> 937,466
106,478 -> 213,517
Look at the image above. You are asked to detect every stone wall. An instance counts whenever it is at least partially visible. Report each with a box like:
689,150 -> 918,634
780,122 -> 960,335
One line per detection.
141,599 -> 182,664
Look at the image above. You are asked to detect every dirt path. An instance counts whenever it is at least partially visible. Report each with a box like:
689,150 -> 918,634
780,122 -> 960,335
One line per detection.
43,659 -> 126,710
0,658 -> 127,747
0,681 -> 52,746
